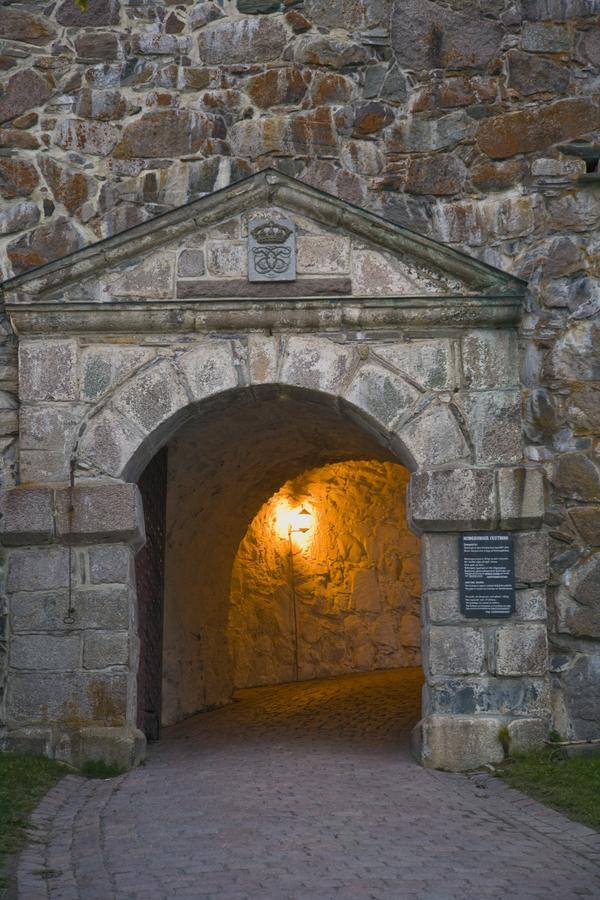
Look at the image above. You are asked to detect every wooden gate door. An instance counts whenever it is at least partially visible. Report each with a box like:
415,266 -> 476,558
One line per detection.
135,448 -> 168,741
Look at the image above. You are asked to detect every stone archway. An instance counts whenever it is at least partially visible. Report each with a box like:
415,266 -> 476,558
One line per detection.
134,385 -> 420,733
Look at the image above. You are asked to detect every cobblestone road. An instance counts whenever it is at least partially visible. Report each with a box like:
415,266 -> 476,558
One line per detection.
18,669 -> 600,899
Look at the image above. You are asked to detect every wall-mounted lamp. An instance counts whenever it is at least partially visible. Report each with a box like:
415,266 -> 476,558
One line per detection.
289,505 -> 312,536
273,501 -> 314,682
274,501 -> 314,546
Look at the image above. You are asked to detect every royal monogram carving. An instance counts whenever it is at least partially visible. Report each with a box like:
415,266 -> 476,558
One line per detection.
252,245 -> 292,276
248,214 -> 296,283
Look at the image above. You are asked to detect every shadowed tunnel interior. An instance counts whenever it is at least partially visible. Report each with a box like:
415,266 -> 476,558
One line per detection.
134,386 -> 422,733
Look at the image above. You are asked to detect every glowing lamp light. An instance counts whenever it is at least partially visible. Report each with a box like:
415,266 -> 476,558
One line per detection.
274,501 -> 314,546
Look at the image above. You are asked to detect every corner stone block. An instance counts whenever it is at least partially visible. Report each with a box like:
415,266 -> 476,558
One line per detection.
177,341 -> 238,404
413,715 -> 505,770
427,625 -> 485,675
0,727 -> 52,758
498,467 -> 544,530
554,653 -> 600,741
454,391 -> 522,465
206,240 -> 246,277
461,329 -> 518,389
409,467 -> 496,532
7,546 -> 69,593
19,340 -> 79,401
516,588 -> 547,621
19,448 -> 72,484
372,339 -> 456,392
77,726 -> 146,769
6,671 -> 128,724
113,252 -> 175,299
20,404 -> 85,452
55,482 -> 145,550
296,235 -> 350,275
425,590 -> 464,624
83,630 -> 129,669
2,723 -> 146,771
280,335 -> 356,396
77,408 -> 146,479
514,531 -> 548,585
9,633 -> 81,671
491,624 -> 548,676
395,402 -> 470,469
1,487 -> 54,546
72,587 -> 130,630
507,718 -> 548,754
555,555 -> 600,639
10,590 -> 70,633
88,544 -> 135,585
427,675 -> 551,718
113,360 -> 189,438
81,346 -> 156,403
343,363 -> 420,430
422,534 -> 460,591
246,334 -> 279,385
6,579 -> 132,634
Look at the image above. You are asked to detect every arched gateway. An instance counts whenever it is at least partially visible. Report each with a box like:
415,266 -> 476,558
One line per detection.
0,170 -> 548,772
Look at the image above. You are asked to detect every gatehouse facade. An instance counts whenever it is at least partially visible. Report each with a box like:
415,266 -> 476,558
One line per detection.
1,171 -> 551,770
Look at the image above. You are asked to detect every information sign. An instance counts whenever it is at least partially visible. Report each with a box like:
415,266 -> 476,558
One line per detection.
459,533 -> 515,618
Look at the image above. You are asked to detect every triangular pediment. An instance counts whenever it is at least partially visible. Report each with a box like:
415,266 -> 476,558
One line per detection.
2,169 -> 525,310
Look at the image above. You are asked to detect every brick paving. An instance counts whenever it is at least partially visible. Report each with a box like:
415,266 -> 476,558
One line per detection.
17,669 -> 600,899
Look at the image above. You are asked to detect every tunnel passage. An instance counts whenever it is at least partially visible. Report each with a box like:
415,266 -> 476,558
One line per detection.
134,386 -> 421,731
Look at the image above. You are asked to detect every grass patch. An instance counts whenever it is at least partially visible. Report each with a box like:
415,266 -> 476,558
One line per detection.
497,748 -> 600,830
0,752 -> 125,894
80,759 -> 125,779
0,753 -> 68,893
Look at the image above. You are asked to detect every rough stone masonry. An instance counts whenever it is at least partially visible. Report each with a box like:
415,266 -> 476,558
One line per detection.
0,0 -> 598,770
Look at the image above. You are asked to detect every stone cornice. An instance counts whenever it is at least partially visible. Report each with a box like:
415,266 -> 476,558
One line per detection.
8,295 -> 522,336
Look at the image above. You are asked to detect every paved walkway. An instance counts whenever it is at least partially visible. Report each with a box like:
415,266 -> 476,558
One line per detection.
17,669 -> 600,899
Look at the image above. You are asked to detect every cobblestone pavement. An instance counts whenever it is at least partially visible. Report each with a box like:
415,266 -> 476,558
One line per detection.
18,669 -> 600,899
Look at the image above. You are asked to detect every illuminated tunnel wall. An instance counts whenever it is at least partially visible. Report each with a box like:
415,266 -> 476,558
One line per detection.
229,461 -> 421,688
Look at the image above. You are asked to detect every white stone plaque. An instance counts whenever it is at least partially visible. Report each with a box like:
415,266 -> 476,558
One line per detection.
248,214 -> 296,282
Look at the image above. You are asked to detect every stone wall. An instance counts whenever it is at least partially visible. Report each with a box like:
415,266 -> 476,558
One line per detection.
0,0 -> 598,742
229,460 -> 421,687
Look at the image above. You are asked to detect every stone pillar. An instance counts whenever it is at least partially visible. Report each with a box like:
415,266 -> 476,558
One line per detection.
0,482 -> 146,769
409,465 -> 550,770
